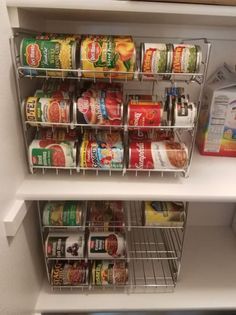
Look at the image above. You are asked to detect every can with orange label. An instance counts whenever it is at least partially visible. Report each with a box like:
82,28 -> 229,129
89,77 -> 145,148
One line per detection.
171,44 -> 201,73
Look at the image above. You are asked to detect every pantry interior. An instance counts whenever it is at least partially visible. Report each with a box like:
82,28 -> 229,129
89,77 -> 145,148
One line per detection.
1,1 -> 236,314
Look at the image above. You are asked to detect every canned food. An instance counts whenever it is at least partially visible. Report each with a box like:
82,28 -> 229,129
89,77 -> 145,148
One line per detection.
141,43 -> 172,76
129,141 -> 188,169
77,88 -> 123,125
45,232 -> 85,258
92,260 -> 128,286
34,89 -> 70,99
42,80 -> 76,96
24,97 -> 71,124
171,44 -> 201,73
84,131 -> 123,149
173,98 -> 196,127
42,201 -> 83,226
20,38 -> 78,76
36,128 -> 79,141
80,35 -> 136,79
29,139 -> 77,167
88,232 -> 126,258
129,130 -> 174,142
128,100 -> 163,127
50,261 -> 87,286
88,201 -> 124,231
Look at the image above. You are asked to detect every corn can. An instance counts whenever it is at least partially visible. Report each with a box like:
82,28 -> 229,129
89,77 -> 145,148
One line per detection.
80,35 -> 136,79
171,44 -> 201,73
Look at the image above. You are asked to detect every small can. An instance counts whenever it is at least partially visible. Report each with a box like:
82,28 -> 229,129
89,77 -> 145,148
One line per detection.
45,232 -> 85,258
24,97 -> 71,124
29,139 -> 77,167
173,99 -> 196,127
128,100 -> 163,127
42,201 -> 83,226
50,261 -> 88,286
36,128 -> 79,141
129,141 -> 188,169
171,44 -> 201,73
88,201 -> 124,231
92,260 -> 128,286
77,89 -> 123,125
141,43 -> 173,77
80,35 -> 136,79
88,232 -> 126,258
20,38 -> 78,76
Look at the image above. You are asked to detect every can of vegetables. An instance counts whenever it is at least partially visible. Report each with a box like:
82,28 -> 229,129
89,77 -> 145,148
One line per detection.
80,35 -> 136,79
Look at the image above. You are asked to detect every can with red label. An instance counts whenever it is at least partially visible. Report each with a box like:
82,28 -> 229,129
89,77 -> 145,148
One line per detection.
171,44 -> 201,73
129,130 -> 174,142
127,100 -> 163,127
129,141 -> 188,169
50,261 -> 88,286
36,128 -> 79,141
29,139 -> 77,167
88,232 -> 126,258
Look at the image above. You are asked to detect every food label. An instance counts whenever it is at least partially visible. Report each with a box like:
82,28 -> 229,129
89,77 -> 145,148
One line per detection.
128,102 -> 162,126
25,97 -> 37,121
26,43 -> 42,67
51,262 -> 87,286
142,44 -> 168,74
173,45 -> 197,73
46,234 -> 84,258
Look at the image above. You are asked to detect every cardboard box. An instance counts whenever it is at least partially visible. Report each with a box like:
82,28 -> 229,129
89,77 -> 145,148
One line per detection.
197,65 -> 236,157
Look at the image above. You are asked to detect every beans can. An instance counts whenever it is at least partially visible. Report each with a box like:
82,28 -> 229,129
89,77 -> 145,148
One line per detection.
80,35 -> 136,79
45,232 -> 85,258
36,128 -> 79,141
92,260 -> 128,286
141,43 -> 172,76
129,141 -> 188,169
20,38 -> 78,76
128,100 -> 163,127
171,44 -> 201,73
88,201 -> 124,232
88,232 -> 126,258
173,99 -> 196,127
77,88 -> 123,125
42,201 -> 83,226
24,97 -> 71,124
50,261 -> 88,286
29,139 -> 77,167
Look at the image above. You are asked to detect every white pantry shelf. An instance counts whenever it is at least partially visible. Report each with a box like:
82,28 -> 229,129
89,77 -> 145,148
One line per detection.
35,226 -> 236,312
16,150 -> 236,202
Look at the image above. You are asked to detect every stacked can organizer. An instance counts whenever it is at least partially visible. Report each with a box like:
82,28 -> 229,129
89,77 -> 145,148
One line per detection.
38,200 -> 187,291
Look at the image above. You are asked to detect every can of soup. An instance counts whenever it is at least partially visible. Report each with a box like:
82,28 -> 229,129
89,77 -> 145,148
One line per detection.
42,201 -> 83,226
129,141 -> 188,169
45,232 -> 85,258
29,139 -> 77,167
171,44 -> 201,73
88,232 -> 126,258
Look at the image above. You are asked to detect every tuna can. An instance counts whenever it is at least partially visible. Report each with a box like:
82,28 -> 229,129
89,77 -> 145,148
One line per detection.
42,201 -> 83,226
127,100 -> 163,127
128,141 -> 188,169
80,35 -> 136,79
88,232 -> 126,259
45,232 -> 85,258
24,97 -> 72,124
28,139 -> 77,167
171,44 -> 201,73
173,99 -> 196,127
50,261 -> 88,286
92,260 -> 128,286
20,38 -> 78,76
141,43 -> 172,78
36,128 -> 79,141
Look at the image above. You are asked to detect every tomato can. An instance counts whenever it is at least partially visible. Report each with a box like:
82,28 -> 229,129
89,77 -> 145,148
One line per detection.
92,260 -> 128,286
45,232 -> 85,258
173,99 -> 196,127
29,139 -> 77,167
88,232 -> 126,259
24,97 -> 72,124
42,201 -> 83,226
129,141 -> 188,169
36,128 -> 79,141
141,43 -> 172,77
20,38 -> 78,76
50,261 -> 88,286
80,35 -> 136,79
88,201 -> 124,231
171,44 -> 201,73
127,100 -> 163,127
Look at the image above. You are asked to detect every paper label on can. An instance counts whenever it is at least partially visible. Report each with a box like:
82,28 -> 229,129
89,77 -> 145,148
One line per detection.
39,98 -> 70,123
142,44 -> 167,73
173,45 -> 197,73
89,233 -> 124,257
46,234 -> 84,257
51,262 -> 86,286
128,102 -> 162,126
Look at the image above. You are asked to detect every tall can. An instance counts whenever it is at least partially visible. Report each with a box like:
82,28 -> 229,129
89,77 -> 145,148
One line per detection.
171,44 -> 201,73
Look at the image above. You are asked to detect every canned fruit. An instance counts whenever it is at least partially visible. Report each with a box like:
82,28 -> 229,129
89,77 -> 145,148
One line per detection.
172,44 -> 201,73
29,139 -> 76,167
80,35 -> 136,79
129,141 -> 188,169
50,261 -> 87,286
88,232 -> 126,258
25,97 -> 71,123
45,233 -> 85,258
42,201 -> 83,226
92,260 -> 128,286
